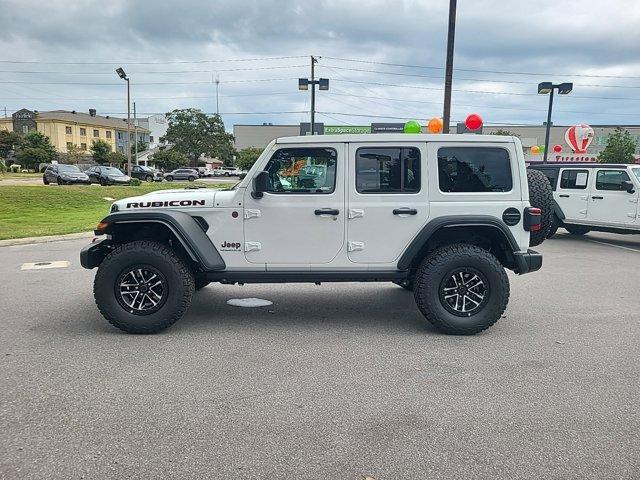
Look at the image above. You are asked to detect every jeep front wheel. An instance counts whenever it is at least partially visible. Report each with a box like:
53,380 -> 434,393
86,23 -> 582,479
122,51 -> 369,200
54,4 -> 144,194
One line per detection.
413,244 -> 509,335
94,240 -> 194,334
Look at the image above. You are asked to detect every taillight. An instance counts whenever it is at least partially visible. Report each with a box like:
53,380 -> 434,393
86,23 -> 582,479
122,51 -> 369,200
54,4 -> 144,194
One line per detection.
524,207 -> 542,232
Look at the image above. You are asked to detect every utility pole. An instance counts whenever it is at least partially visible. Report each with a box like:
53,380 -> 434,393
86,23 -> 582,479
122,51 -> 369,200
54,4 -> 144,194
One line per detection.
3,107 -> 6,118
215,75 -> 220,115
442,0 -> 457,134
133,101 -> 138,165
298,57 -> 328,135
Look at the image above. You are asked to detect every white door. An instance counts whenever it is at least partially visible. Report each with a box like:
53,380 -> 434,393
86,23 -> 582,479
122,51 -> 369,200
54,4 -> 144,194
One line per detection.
556,168 -> 590,221
347,142 -> 429,264
243,144 -> 345,265
588,169 -> 639,225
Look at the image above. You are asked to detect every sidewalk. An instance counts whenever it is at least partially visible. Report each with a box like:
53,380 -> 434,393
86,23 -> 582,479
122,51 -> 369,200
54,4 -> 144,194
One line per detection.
0,231 -> 94,247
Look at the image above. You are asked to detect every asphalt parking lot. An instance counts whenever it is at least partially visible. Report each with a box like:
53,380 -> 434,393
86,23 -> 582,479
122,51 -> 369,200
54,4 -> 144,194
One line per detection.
1,232 -> 638,479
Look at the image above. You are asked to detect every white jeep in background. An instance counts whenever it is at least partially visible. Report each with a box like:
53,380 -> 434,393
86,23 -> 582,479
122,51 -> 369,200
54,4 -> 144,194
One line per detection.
529,163 -> 640,237
81,134 -> 551,335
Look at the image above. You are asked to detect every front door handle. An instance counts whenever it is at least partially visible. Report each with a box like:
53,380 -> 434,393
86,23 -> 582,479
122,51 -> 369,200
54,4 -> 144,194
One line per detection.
592,196 -> 604,200
315,208 -> 339,216
559,194 -> 570,198
393,208 -> 418,215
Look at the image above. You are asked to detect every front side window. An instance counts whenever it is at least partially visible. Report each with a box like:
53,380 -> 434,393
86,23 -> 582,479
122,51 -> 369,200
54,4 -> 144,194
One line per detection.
355,147 -> 420,193
560,169 -> 589,190
438,147 -> 512,193
596,170 -> 631,191
263,147 -> 337,193
632,168 -> 640,183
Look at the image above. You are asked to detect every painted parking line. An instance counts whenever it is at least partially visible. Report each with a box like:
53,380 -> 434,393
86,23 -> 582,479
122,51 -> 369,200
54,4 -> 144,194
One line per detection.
582,238 -> 640,253
20,261 -> 70,271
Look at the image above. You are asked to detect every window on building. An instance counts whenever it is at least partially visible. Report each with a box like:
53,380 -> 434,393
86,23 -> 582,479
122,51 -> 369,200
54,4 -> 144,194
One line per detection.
117,132 -> 122,140
66,142 -> 73,150
106,131 -> 112,139
149,135 -> 154,143
22,125 -> 29,134
560,169 -> 589,190
596,170 -> 631,191
93,129 -> 99,138
437,147 -> 512,193
80,143 -> 87,150
355,147 -> 420,193
262,148 -> 337,193
65,126 -> 72,135
80,128 -> 86,136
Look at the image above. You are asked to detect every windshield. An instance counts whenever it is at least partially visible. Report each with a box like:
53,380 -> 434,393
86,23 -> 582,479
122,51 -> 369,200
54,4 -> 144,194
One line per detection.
138,166 -> 153,172
633,168 -> 640,182
103,167 -> 124,175
58,165 -> 81,173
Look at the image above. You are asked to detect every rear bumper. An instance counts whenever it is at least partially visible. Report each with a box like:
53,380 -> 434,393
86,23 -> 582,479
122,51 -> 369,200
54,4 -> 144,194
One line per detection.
514,249 -> 543,275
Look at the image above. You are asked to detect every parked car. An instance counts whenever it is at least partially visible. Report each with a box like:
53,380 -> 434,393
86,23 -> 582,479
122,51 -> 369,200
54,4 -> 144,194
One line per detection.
131,165 -> 163,182
43,164 -> 91,185
164,168 -> 199,182
86,166 -> 132,186
197,167 -> 214,177
215,166 -> 241,177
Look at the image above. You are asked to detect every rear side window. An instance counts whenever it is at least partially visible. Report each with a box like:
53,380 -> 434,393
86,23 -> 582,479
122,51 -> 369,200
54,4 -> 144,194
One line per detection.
438,147 -> 512,193
560,169 -> 589,190
355,147 -> 420,193
596,170 -> 631,191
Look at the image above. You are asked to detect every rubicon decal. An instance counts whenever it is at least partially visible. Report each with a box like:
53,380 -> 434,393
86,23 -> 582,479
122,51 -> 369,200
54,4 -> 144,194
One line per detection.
220,241 -> 241,251
125,200 -> 207,208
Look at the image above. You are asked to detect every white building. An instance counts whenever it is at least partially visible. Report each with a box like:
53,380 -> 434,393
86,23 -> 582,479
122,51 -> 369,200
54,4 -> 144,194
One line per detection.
138,114 -> 169,149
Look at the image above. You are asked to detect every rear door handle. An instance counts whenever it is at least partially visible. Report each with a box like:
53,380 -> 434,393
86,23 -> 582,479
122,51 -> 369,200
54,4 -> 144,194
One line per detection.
314,208 -> 339,216
592,196 -> 603,200
393,208 -> 418,215
558,194 -> 570,198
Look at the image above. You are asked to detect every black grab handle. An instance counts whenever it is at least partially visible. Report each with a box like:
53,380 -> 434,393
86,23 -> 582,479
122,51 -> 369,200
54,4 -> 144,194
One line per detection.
393,208 -> 418,215
314,208 -> 340,216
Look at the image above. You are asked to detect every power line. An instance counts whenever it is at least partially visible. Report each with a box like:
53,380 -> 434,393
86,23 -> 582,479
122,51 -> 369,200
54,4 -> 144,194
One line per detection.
0,55 -> 308,65
0,92 -> 296,101
321,55 -> 640,80
0,78 -> 298,86
320,64 -> 640,89
318,110 -> 540,125
0,65 -> 307,75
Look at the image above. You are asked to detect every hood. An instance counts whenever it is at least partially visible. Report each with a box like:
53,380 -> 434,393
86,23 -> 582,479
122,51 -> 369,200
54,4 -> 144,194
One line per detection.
111,188 -> 217,212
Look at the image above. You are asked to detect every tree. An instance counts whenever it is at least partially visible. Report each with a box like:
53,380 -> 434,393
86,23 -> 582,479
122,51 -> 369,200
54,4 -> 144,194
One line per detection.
599,127 -> 638,164
163,109 -> 235,166
236,147 -> 263,171
23,131 -> 56,160
150,148 -> 188,171
131,139 -> 149,156
0,130 -> 23,159
91,139 -> 112,164
107,151 -> 127,166
63,144 -> 84,164
16,147 -> 51,170
491,129 -> 520,138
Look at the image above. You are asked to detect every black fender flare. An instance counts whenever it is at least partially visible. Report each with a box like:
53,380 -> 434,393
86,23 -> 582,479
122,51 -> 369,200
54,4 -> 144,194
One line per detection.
98,210 -> 226,271
552,200 -> 566,220
397,215 -> 521,271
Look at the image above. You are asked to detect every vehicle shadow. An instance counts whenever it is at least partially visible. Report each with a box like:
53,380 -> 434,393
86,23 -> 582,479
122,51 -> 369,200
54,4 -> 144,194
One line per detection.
178,282 -> 436,335
552,231 -> 640,251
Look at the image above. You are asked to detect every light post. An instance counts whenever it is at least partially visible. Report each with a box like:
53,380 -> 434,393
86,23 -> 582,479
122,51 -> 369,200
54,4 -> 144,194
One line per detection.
116,67 -> 132,175
299,56 -> 329,135
538,82 -> 573,163
442,0 -> 457,134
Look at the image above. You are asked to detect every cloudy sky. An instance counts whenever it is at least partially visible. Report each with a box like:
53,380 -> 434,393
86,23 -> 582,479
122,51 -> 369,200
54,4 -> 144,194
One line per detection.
0,0 -> 638,130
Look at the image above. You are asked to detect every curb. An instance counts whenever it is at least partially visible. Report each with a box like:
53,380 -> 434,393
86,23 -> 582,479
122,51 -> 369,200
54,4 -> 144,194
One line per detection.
0,231 -> 94,247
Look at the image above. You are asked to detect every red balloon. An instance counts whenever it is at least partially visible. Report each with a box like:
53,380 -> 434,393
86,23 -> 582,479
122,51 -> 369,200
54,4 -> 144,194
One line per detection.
553,144 -> 563,153
465,113 -> 483,131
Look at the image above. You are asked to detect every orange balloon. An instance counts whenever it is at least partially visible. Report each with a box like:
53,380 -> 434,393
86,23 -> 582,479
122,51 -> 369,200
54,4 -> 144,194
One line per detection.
428,117 -> 443,133
531,146 -> 541,154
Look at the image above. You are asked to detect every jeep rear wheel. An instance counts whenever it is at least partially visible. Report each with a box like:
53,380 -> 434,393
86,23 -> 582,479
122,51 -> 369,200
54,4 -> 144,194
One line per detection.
94,240 -> 194,334
527,169 -> 554,247
414,244 -> 509,335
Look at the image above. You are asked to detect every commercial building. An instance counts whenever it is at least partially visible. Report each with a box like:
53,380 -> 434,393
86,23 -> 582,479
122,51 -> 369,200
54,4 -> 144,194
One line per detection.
138,114 -> 169,149
0,108 -> 149,155
233,123 -> 640,162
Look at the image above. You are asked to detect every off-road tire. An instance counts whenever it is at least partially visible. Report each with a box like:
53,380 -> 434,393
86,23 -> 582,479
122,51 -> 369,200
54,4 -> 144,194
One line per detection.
547,214 -> 560,239
94,240 -> 194,334
527,169 -> 554,247
394,279 -> 414,291
413,244 -> 510,335
194,278 -> 211,291
565,224 -> 590,236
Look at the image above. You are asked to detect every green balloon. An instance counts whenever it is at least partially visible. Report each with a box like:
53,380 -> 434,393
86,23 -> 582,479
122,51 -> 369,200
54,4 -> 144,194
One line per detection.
539,145 -> 546,153
404,120 -> 421,134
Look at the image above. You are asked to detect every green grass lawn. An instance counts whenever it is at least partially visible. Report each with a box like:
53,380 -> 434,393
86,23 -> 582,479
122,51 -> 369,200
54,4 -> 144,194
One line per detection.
0,183 -> 232,240
0,172 -> 42,180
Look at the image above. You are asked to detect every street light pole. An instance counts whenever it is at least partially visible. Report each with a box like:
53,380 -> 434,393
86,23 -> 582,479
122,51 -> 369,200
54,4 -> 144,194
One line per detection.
442,0 -> 457,134
116,67 -> 132,175
310,56 -> 317,135
133,101 -> 138,166
538,82 -> 573,164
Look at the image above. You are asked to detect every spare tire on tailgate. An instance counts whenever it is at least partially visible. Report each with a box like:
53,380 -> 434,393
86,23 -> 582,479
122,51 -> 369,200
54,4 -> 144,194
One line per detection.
527,169 -> 553,247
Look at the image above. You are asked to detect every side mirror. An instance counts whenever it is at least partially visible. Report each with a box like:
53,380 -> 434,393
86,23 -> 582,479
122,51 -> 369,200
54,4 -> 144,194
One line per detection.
252,171 -> 269,199
622,180 -> 635,194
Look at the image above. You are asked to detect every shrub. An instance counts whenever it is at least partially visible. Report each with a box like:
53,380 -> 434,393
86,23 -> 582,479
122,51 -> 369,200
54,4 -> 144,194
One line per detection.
130,178 -> 141,186
0,160 -> 6,173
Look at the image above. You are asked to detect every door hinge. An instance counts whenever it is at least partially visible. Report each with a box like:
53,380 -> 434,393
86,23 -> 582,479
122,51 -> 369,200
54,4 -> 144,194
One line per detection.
348,241 -> 365,252
580,195 -> 588,201
627,213 -> 637,219
348,209 -> 365,219
244,241 -> 262,252
579,209 -> 587,215
244,209 -> 261,219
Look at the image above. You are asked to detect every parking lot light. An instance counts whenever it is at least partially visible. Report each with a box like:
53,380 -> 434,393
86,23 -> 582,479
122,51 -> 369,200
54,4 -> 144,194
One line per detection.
116,67 -> 132,175
538,81 -> 573,163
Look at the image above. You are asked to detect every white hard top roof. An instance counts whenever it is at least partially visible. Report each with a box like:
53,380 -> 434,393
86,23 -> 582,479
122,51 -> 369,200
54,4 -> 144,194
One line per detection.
275,133 -> 516,144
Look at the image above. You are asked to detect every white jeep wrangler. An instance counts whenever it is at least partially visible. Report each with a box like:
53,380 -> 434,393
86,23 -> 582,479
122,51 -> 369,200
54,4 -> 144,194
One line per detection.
529,163 -> 640,237
81,134 -> 550,335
